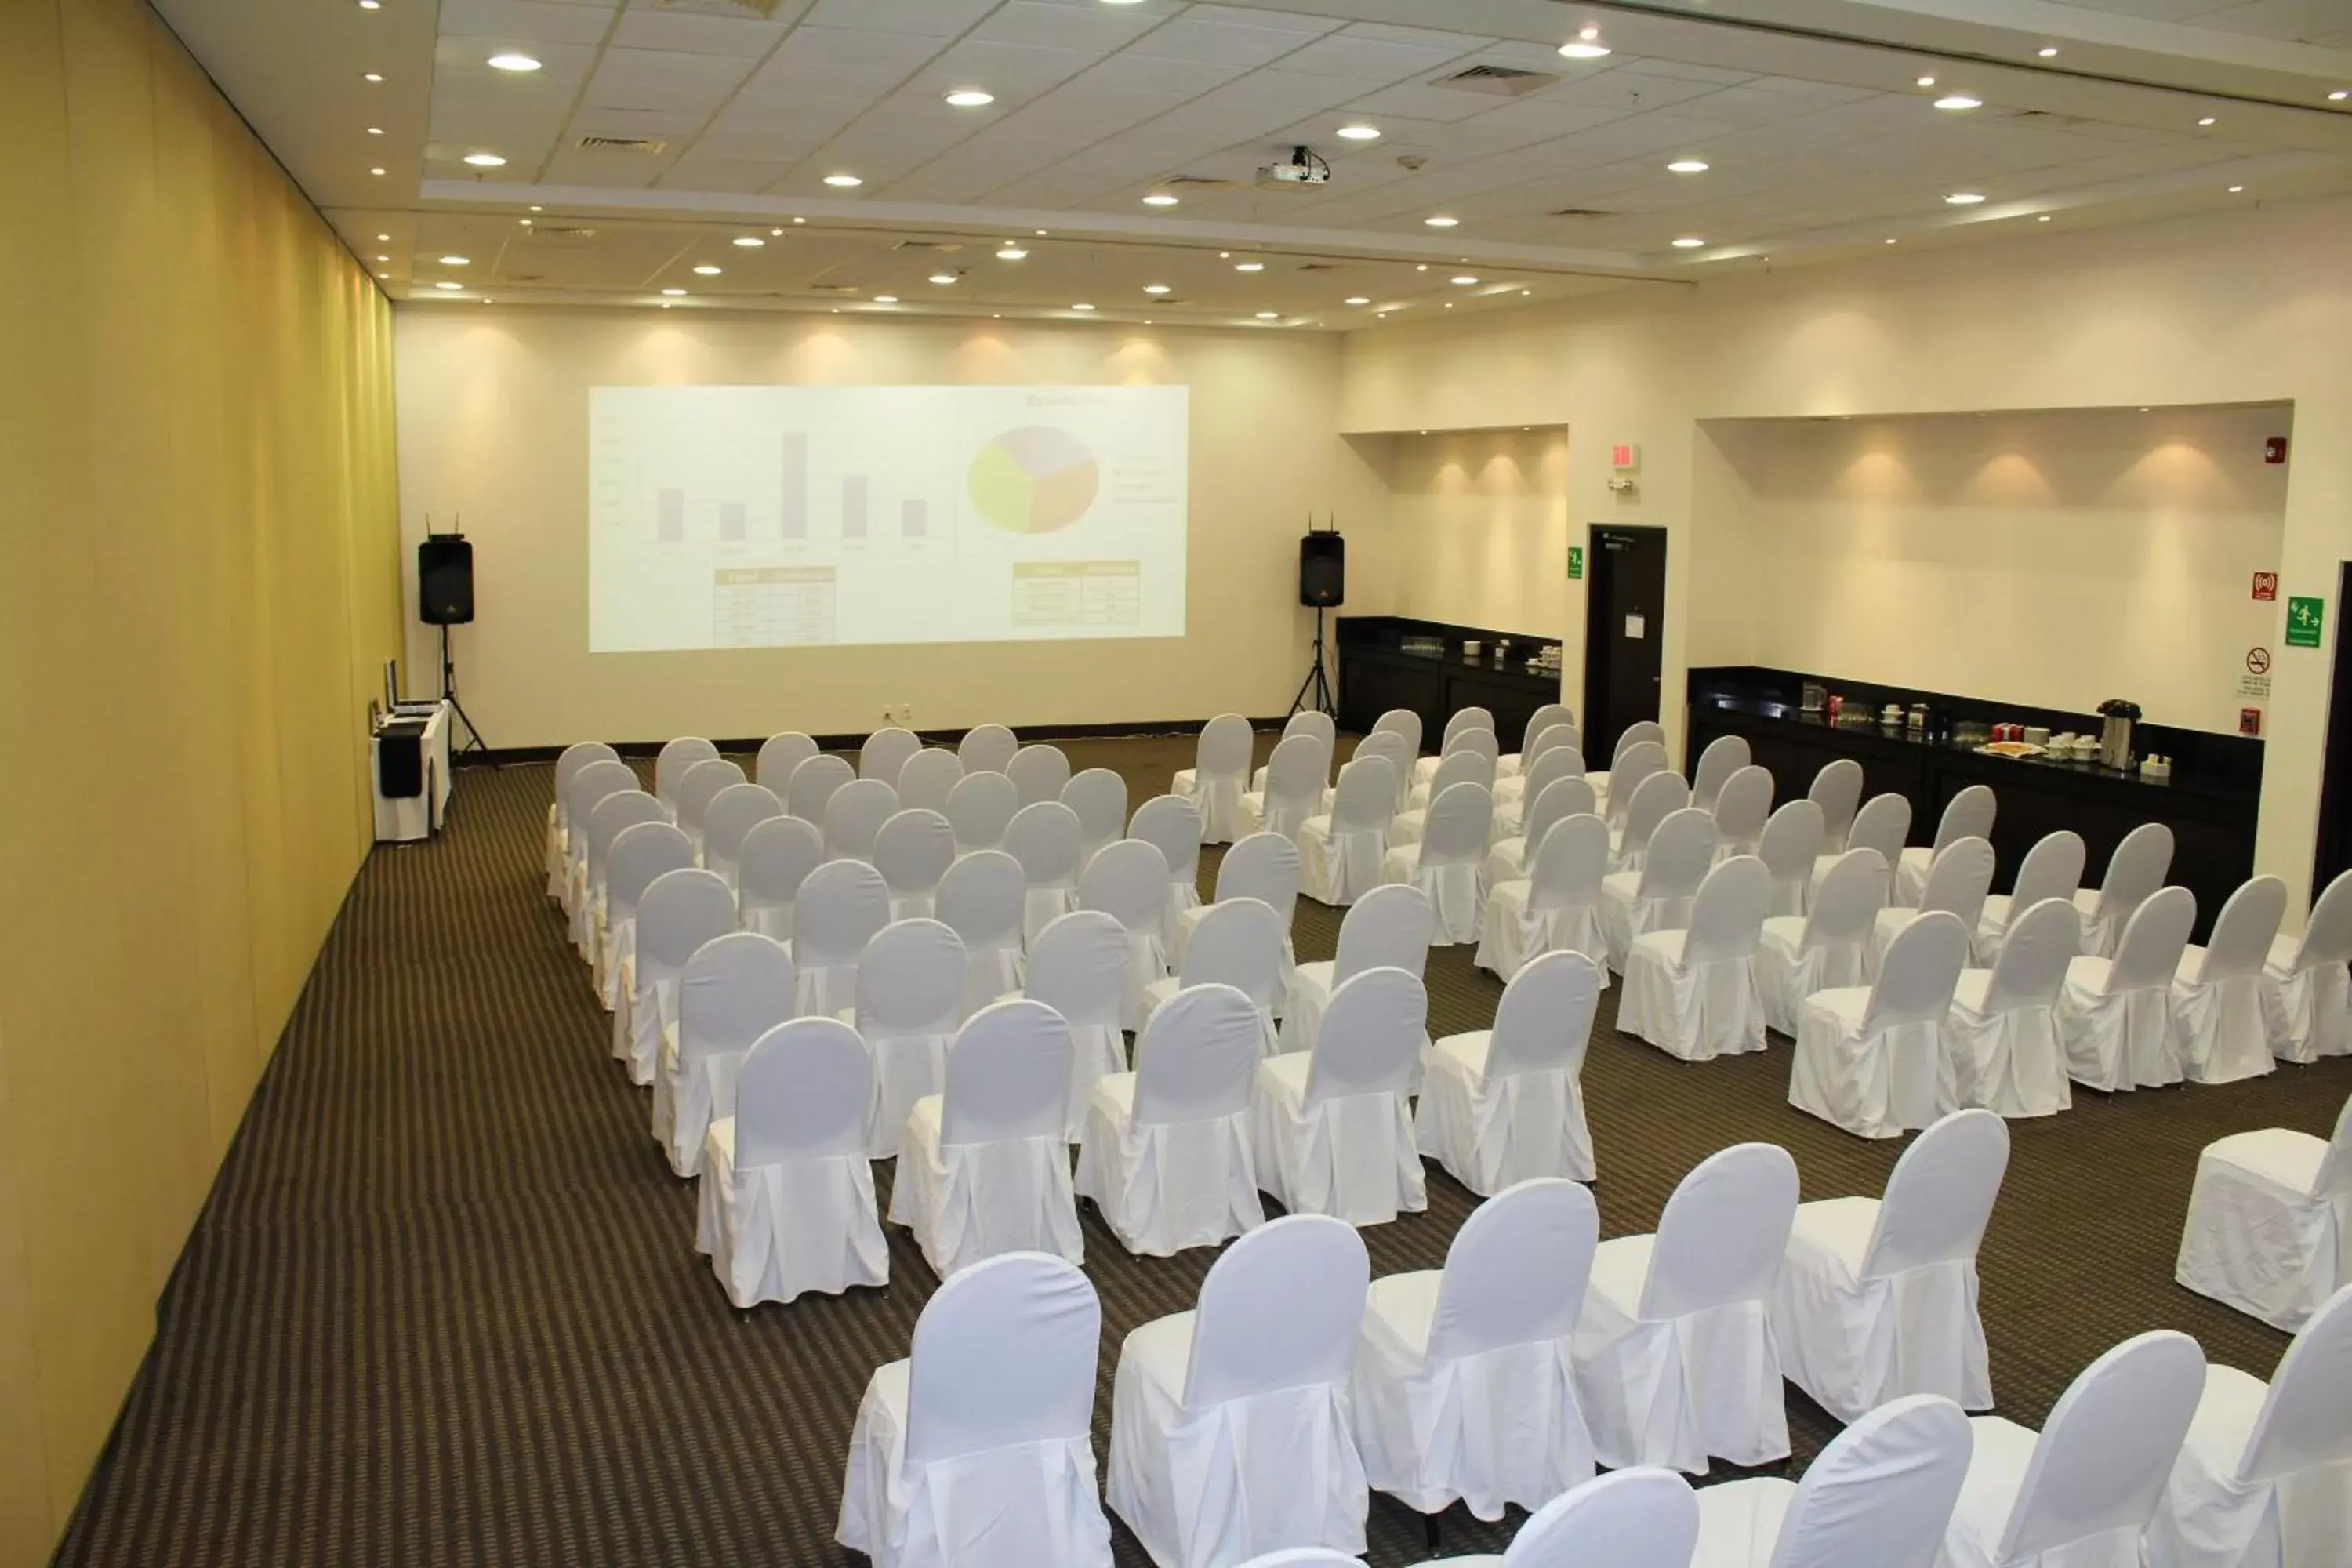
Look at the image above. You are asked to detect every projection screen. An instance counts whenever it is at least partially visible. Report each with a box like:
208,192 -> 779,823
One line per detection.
588,384 -> 1188,652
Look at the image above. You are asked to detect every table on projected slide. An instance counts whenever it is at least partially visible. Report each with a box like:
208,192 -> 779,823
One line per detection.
1010,561 -> 1142,630
713,567 -> 837,647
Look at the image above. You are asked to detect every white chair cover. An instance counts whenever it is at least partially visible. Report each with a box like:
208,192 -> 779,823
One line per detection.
1281,884 -> 1432,1056
1298,755 -> 1399,907
563,757 -> 639,909
1347,729 -> 1417,813
702,782 -> 783,889
1131,793 -> 1207,934
1597,739 -> 1668,826
676,756 -> 747,852
874,808 -> 956,920
850,919 -> 970,1158
1079,837 -> 1173,1029
1352,1179 -> 1600,1520
1478,814 -> 1612,985
615,868 -> 735,1086
1773,1109 -> 2008,1422
826,777 -> 899,862
1809,792 -> 1908,907
1020,910 -> 1133,1141
1808,759 -> 1864,851
1381,782 -> 1493,945
790,858 -> 891,1018
736,815 -> 825,942
1062,767 -> 1129,862
754,731 -> 817,796
1241,734 -> 1330,845
2077,821 -> 2175,960
896,748 -> 964,815
1140,898 -> 1286,1056
1897,783 -> 1997,906
1868,835 -> 1995,978
2057,884 -> 2195,1092
890,1000 -> 1083,1275
1175,713 -> 1253,844
837,1252 -> 1112,1568
1254,967 -> 1428,1226
1976,829 -> 2085,966
1406,731 -> 1498,811
1573,1143 -> 1799,1475
1497,702 -> 1573,781
2175,1091 -> 2352,1330
1075,983 -> 1267,1257
1431,1467 -> 1697,1568
1708,764 -> 1773,857
1486,772 -> 1595,884
653,932 -> 796,1179
577,788 -> 665,954
2264,867 -> 2352,1064
696,1016 -> 887,1307
1263,709 -> 1337,787
1755,848 -> 1886,1038
956,722 -> 1018,776
1943,897 -> 2080,1120
1419,951 -> 1602,1194
1370,706 -> 1425,759
786,752 -> 855,826
1174,831 -> 1299,978
1690,735 -> 1749,811
1007,742 -> 1071,808
1940,1331 -> 2205,1568
2144,1281 -> 2352,1568
655,735 -> 719,815
2176,874 -> 2286,1086
1005,800 -> 1084,946
1600,806 -> 1715,973
1621,855 -> 1772,1062
1756,799 -> 1826,920
1492,744 -> 1585,837
597,821 -> 694,1011
1595,721 -> 1667,798
1690,1393 -> 1972,1568
934,849 -> 1028,1011
1108,1216 -> 1372,1567
861,726 -> 921,786
1610,769 -> 1691,873
546,742 -> 620,895
945,768 -> 1018,855
1791,910 -> 1970,1139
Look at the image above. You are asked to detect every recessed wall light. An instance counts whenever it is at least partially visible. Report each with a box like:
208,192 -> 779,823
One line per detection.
996,246 -> 1028,260
1671,237 -> 1705,249
874,295 -> 898,303
1142,192 -> 1178,206
1451,274 -> 1479,284
824,172 -> 862,187
944,89 -> 995,107
1143,283 -> 1171,294
363,72 -> 383,82
1934,95 -> 1981,111
1256,310 -> 1280,319
1071,303 -> 1095,310
487,53 -> 541,72
1558,42 -> 1610,59
661,288 -> 686,296
1424,215 -> 1459,227
439,255 -> 468,266
1345,296 -> 1370,305
1336,124 -> 1380,141
1667,159 -> 1708,174
1235,261 -> 1264,272
693,264 -> 722,275
733,236 -> 764,247
463,152 -> 506,167
1945,191 -> 1987,205
2038,46 -> 2058,58
929,273 -> 958,285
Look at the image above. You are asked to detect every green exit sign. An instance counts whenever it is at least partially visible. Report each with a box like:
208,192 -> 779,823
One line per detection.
1566,546 -> 1584,580
2288,595 -> 2325,648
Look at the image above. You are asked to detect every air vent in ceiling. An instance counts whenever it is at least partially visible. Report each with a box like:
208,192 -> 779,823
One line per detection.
891,240 -> 963,252
525,224 -> 598,241
2004,108 -> 2095,129
1297,262 -> 1339,272
1434,64 -> 1558,97
1164,175 -> 1237,190
1549,208 -> 1614,219
810,283 -> 863,296
575,135 -> 666,154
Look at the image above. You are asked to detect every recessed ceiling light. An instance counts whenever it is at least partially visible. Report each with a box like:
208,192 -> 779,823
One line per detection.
944,89 -> 994,107
1143,283 -> 1171,294
2038,46 -> 2058,58
367,126 -> 384,135
529,205 -> 542,212
1451,274 -> 1479,284
1071,303 -> 1095,310
2333,90 -> 2350,101
439,255 -> 468,266
357,0 -> 379,9
824,172 -> 862,187
1256,310 -> 1280,319
1036,229 -> 1049,236
874,295 -> 898,303
363,72 -> 383,82
1424,215 -> 1459,227
487,53 -> 541,72
376,233 -> 390,241
1142,192 -> 1178,206
2198,116 -> 2216,126
463,152 -> 506,167
791,217 -> 804,225
693,264 -> 722,275
1667,158 -> 1708,174
1671,237 -> 1705,249
1336,124 -> 1381,141
2038,213 -> 2052,222
930,273 -> 958,285
1235,261 -> 1265,272
434,281 -> 463,290
996,246 -> 1028,260
2228,184 -> 2245,193
1916,74 -> 1936,88
1934,95 -> 1981,111
376,254 -> 389,262
1345,296 -> 1371,305
1885,238 -> 1898,245
733,236 -> 764,247
1558,42 -> 1610,60
661,288 -> 686,296
1100,0 -> 1145,5
1945,191 -> 1987,205
369,166 -> 385,176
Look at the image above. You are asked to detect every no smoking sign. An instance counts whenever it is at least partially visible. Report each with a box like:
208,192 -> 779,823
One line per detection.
2247,647 -> 2272,675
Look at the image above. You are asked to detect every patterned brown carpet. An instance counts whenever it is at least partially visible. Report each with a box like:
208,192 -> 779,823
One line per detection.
52,733 -> 2352,1568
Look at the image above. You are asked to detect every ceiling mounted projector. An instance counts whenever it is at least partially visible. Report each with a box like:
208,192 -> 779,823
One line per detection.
1258,146 -> 1332,188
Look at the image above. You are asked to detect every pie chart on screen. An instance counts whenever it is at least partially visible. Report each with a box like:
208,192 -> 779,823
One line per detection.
968,426 -> 1100,534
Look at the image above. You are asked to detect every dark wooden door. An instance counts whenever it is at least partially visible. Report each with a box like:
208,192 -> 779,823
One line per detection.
1583,525 -> 1667,758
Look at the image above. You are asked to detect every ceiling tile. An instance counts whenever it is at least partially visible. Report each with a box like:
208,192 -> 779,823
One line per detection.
802,0 -> 998,38
608,8 -> 792,56
438,0 -> 618,45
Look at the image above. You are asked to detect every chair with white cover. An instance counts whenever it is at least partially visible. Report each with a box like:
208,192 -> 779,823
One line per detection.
597,822 -> 695,1011
824,777 -> 898,862
1131,793 -> 1206,933
1343,729 -> 1416,812
1063,768 -> 1129,863
1252,710 -> 1335,792
754,731 -> 817,797
1490,746 -> 1588,845
1807,792 -> 1908,906
1174,713 -> 1253,844
1382,782 -> 1493,946
615,868 -> 735,1085
836,1252 -> 1112,1568
1484,775 -> 1596,891
1707,764 -> 1773,858
577,789 -> 666,955
786,752 -> 854,826
935,849 -> 1027,1010
861,726 -> 920,787
1599,807 -> 1715,972
655,735 -> 720,818
2143,1280 -> 2352,1568
702,782 -> 783,889
848,919 -> 971,1158
891,1000 -> 1083,1275
2078,822 -> 2176,959
1420,951 -> 1603,1193
697,1017 -> 887,1308
789,858 -> 891,1018
1427,1468 -> 1699,1568
2264,867 -> 2352,1065
1600,742 -> 1670,833
956,721 -> 1018,776
547,742 -> 620,894
1690,735 -> 1749,812
1609,770 -> 1690,873
946,768 -> 1018,855
1690,1393 -> 1972,1568
1772,1109 -> 2008,1422
652,931 -> 795,1178
1867,835 -> 1995,978
1898,784 -> 1997,906
1174,831 -> 1299,975
1621,856 -> 1773,1062
736,815 -> 825,942
1076,983 -> 1266,1258
1023,911 -> 1142,1142
1005,800 -> 1084,946
1807,758 -> 1864,853
1976,829 -> 2086,966
1476,814 -> 1610,985
1944,898 -> 2080,1120
1393,749 -> 1495,847
1370,706 -> 1425,763
1407,730 -> 1499,811
1938,1330 -> 2206,1568
1414,706 -> 1496,789
2058,884 -> 2196,1093
1008,742 -> 1072,809
1754,848 -> 1886,1038
1353,1178 -> 1601,1525
1080,837 -> 1174,1029
1497,702 -> 1573,780
1139,898 -> 1285,1055
1788,911 -> 1970,1140
2175,875 -> 2288,1086
677,757 -> 747,853
1111,1221 -> 1376,1568
1757,799 -> 1825,920
1255,967 -> 1429,1226
1497,725 -> 1581,806
896,748 -> 964,814
1297,755 -> 1399,908
873,808 -> 956,920
2175,1091 -> 2352,1331
1573,1142 -> 1799,1474
1240,735 -> 1328,845
1281,884 -> 1432,1055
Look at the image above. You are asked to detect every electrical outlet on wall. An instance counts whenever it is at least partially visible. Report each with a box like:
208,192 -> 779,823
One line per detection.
894,702 -> 915,727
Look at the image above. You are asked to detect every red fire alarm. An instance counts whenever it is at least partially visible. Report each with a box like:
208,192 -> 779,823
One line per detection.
2241,707 -> 2264,736
2265,437 -> 2289,465
2253,572 -> 2278,601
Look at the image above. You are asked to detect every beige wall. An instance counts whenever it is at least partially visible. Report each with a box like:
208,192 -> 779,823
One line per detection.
394,308 -> 1386,747
0,2 -> 401,1560
1356,429 -> 1570,639
1341,195 -> 2352,918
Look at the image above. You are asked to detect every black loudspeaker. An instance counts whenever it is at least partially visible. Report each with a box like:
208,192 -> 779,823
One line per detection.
418,535 -> 474,625
1299,532 -> 1345,608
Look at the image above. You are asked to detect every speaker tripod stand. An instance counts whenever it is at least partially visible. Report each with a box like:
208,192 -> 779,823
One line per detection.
439,623 -> 490,758
1290,606 -> 1335,718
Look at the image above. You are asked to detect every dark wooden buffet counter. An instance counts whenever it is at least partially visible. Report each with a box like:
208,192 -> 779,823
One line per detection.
1336,616 -> 1564,752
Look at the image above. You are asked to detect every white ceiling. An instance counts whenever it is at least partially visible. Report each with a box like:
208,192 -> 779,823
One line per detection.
152,0 -> 2352,328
